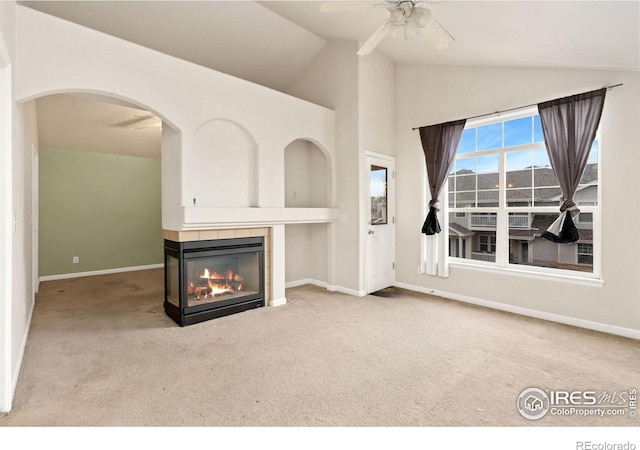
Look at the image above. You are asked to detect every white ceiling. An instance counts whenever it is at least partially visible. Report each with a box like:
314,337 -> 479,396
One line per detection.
36,94 -> 162,159
23,0 -> 640,157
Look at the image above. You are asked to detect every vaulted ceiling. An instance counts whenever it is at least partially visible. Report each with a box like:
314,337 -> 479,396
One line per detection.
21,0 -> 640,158
22,1 -> 640,91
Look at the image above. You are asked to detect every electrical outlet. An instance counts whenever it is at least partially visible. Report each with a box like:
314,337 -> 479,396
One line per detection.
417,265 -> 424,274
292,190 -> 297,199
73,256 -> 79,264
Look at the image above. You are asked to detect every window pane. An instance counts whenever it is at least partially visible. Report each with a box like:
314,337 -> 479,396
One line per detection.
506,150 -> 533,188
477,190 -> 499,207
506,149 -> 532,171
507,188 -> 532,206
508,214 -> 593,273
533,115 -> 544,143
456,158 -> 476,174
588,141 -> 598,164
478,172 -> 499,190
456,173 -> 476,191
458,128 -> 477,154
504,116 -> 533,147
477,123 -> 502,150
370,165 -> 387,225
577,212 -> 593,223
448,212 -> 496,263
456,191 -> 476,208
477,154 -> 499,173
533,148 -> 550,166
534,187 -> 562,206
581,155 -> 598,184
532,149 -> 559,191
448,192 -> 455,208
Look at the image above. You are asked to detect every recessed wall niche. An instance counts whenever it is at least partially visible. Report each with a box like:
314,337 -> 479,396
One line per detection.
284,139 -> 328,208
193,119 -> 258,207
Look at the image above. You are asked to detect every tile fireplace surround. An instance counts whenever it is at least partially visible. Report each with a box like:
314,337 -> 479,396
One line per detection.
162,227 -> 273,306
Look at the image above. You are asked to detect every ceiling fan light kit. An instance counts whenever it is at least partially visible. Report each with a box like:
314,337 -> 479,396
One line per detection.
321,1 -> 454,56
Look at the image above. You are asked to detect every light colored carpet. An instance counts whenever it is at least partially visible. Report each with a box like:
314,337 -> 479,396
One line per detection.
1,269 -> 638,426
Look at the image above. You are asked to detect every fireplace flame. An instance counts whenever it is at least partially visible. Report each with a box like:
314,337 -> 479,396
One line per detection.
194,267 -> 245,300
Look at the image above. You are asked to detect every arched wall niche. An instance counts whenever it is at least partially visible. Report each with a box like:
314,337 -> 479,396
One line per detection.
284,138 -> 331,208
191,119 -> 259,208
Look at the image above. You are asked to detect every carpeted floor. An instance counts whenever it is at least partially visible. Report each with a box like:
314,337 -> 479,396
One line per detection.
0,269 -> 638,427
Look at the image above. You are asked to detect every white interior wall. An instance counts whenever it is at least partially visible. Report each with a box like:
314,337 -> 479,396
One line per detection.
284,139 -> 328,208
15,6 -> 336,226
284,223 -> 329,286
12,99 -> 36,395
284,140 -> 312,208
309,148 -> 328,208
309,223 -> 328,282
285,224 -> 311,283
0,0 -> 16,413
395,64 -> 640,334
359,51 -> 395,157
285,44 -> 395,295
287,41 -> 362,294
284,140 -> 330,285
193,119 -> 257,208
160,125 -> 182,231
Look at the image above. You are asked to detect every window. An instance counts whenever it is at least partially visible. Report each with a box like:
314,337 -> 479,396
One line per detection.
577,243 -> 594,265
479,235 -> 496,253
447,108 -> 599,278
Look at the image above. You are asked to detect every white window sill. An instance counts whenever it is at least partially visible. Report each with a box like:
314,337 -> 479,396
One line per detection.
448,259 -> 604,288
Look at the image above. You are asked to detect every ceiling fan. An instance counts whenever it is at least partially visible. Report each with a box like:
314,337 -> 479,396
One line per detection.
111,114 -> 162,131
320,1 -> 454,55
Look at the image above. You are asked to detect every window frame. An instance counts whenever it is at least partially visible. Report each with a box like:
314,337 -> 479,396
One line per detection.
445,107 -> 602,281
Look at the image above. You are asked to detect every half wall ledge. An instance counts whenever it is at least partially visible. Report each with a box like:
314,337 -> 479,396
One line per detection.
181,207 -> 340,229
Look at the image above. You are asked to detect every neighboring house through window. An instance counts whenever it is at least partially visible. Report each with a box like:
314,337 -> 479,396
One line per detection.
446,107 -> 599,278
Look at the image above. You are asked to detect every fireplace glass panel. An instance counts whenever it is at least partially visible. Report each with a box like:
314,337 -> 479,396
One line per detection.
186,252 -> 260,307
166,254 -> 179,307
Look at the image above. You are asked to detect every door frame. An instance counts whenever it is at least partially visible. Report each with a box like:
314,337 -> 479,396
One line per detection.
363,151 -> 395,294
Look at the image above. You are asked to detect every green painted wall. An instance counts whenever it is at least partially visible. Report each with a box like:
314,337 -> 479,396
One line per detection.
39,147 -> 162,277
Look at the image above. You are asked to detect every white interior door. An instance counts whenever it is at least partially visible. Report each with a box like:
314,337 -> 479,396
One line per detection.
366,153 -> 395,294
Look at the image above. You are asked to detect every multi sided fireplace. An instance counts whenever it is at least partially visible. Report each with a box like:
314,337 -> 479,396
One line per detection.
164,237 -> 265,326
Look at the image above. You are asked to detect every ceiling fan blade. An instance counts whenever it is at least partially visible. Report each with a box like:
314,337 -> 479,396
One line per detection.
319,1 -> 379,12
422,16 -> 454,50
111,114 -> 156,128
357,20 -> 389,56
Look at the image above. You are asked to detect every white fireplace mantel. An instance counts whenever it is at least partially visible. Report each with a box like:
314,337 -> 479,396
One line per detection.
181,207 -> 340,230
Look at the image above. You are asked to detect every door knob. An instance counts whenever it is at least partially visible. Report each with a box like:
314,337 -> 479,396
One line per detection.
368,229 -> 375,235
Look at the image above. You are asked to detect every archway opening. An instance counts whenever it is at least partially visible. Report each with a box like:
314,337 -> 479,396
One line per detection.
32,92 -> 177,294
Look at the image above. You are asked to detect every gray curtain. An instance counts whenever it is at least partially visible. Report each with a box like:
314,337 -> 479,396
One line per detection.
419,119 -> 466,235
538,88 -> 606,243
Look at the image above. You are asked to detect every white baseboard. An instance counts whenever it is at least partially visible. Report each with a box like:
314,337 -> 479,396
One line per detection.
39,263 -> 164,282
285,278 -> 328,289
270,297 -> 287,307
285,279 -> 366,297
327,284 -> 366,297
394,281 -> 640,341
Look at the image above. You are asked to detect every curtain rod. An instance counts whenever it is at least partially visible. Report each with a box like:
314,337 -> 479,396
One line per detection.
411,84 -> 623,131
